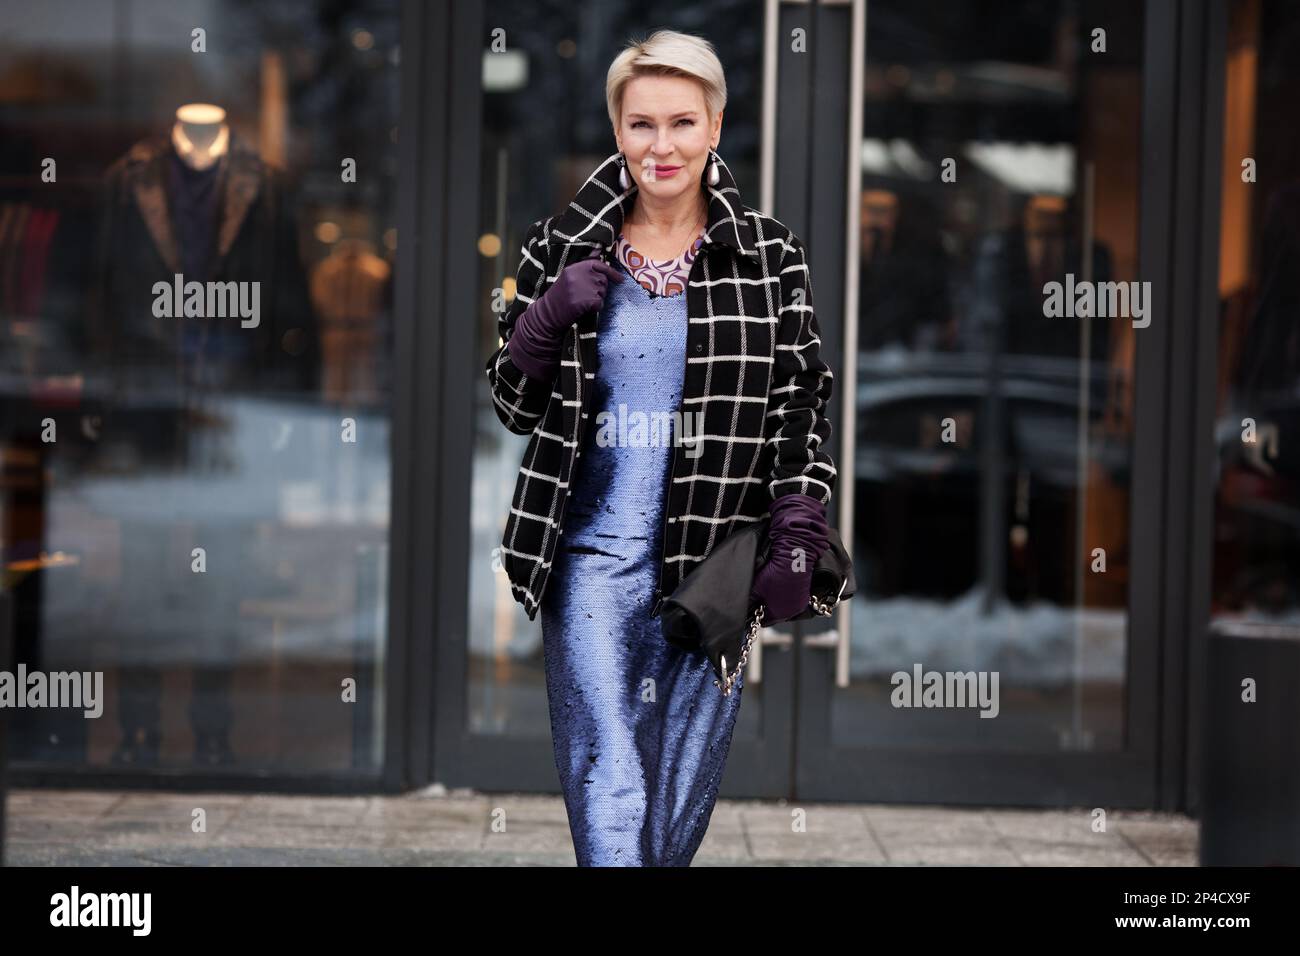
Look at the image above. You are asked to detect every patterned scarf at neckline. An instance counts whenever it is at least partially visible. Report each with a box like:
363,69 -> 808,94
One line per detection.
614,228 -> 707,298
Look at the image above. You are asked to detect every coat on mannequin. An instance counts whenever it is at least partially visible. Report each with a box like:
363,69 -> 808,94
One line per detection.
87,104 -> 319,438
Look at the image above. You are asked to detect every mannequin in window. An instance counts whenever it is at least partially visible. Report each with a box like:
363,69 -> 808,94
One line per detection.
87,104 -> 320,769
309,236 -> 391,404
965,192 -> 1113,361
88,102 -> 319,402
856,185 -> 953,353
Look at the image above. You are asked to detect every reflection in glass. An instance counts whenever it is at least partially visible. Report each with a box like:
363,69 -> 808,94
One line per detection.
1213,0 -> 1300,626
844,0 -> 1143,752
0,0 -> 399,772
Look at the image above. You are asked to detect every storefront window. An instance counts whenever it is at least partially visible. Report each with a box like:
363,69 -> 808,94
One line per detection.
844,0 -> 1143,751
0,0 -> 400,772
1213,0 -> 1300,627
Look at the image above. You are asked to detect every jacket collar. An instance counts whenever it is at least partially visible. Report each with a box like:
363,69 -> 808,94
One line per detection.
547,148 -> 758,260
125,133 -> 265,274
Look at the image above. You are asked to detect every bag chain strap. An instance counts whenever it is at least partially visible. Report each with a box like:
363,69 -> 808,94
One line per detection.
715,590 -> 838,697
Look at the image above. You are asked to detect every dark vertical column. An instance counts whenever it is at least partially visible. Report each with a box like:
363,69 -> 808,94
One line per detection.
1129,0 -> 1184,811
1200,625 -> 1300,863
388,0 -> 446,790
428,0 -> 486,789
788,0 -> 854,798
1162,0 -> 1227,813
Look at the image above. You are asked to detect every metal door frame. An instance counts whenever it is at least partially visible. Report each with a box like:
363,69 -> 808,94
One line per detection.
419,0 -> 1226,812
782,0 -> 1200,808
425,0 -> 798,798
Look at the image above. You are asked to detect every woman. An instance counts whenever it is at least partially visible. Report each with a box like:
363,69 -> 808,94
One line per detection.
485,30 -> 837,866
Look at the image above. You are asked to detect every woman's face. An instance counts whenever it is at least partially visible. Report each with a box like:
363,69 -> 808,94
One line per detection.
616,74 -> 722,202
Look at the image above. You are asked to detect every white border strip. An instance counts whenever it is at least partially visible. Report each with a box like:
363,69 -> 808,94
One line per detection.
835,0 -> 866,688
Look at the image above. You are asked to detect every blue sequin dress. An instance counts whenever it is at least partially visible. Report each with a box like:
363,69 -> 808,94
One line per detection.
539,242 -> 745,867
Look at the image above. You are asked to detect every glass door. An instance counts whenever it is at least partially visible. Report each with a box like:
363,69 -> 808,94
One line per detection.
437,0 -> 790,796
791,0 -> 1167,806
1211,0 -> 1300,649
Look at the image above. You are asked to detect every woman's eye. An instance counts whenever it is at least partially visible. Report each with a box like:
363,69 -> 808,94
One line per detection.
632,119 -> 694,128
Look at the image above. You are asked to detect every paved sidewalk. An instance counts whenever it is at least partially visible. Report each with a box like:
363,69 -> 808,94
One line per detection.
3,786 -> 1198,866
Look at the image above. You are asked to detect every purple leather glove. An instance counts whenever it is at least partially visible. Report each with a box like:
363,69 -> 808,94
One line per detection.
750,494 -> 831,623
506,254 -> 624,380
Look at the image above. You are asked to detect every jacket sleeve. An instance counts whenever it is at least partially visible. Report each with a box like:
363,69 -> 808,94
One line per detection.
485,216 -> 557,435
766,231 -> 837,506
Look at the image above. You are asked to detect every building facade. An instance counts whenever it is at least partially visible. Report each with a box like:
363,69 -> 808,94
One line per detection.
0,0 -> 1292,813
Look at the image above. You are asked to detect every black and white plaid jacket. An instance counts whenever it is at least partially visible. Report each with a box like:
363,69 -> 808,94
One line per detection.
486,149 -> 837,621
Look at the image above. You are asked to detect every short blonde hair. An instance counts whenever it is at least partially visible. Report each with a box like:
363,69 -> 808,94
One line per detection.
606,30 -> 727,131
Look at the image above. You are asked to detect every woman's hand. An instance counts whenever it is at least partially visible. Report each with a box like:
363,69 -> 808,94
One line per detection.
749,494 -> 831,623
544,255 -> 626,322
506,255 -> 624,380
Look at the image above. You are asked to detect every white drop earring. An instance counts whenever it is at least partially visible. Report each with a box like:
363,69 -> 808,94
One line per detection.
707,153 -> 720,186
618,154 -> 630,190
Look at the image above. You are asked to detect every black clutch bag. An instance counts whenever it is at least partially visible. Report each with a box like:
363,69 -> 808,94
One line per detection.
658,518 -> 855,696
